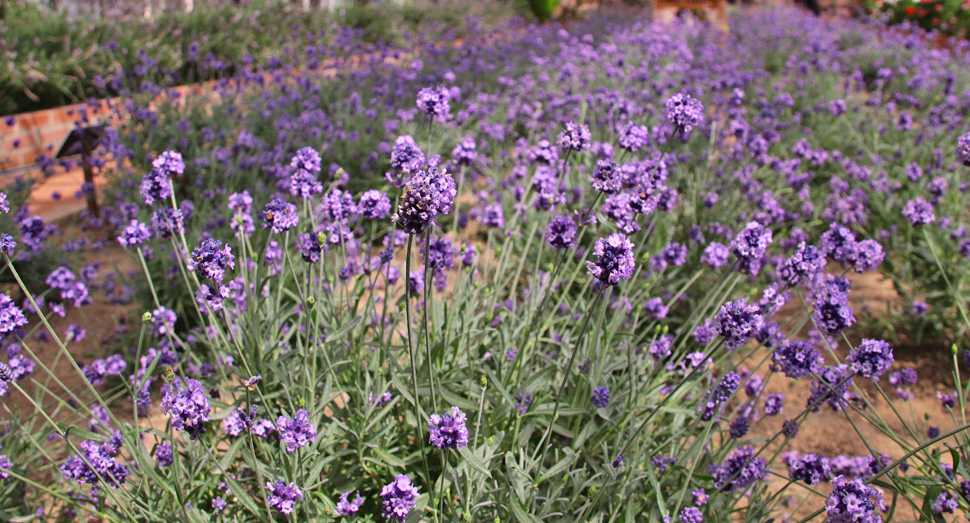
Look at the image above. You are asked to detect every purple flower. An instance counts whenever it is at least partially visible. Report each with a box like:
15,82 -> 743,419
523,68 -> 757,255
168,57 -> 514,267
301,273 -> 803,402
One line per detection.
771,339 -> 821,379
664,93 -> 704,134
515,391 -> 532,414
711,445 -> 767,493
586,233 -> 636,286
359,190 -> 392,220
591,160 -> 621,194
290,147 -> 322,174
957,132 -> 970,167
612,455 -> 624,469
428,406 -> 469,450
277,409 -> 316,453
65,323 -> 86,342
847,339 -> 893,382
0,234 -> 15,256
297,232 -> 323,264
155,441 -> 173,467
764,393 -> 785,416
481,204 -> 505,229
786,452 -> 831,485
0,294 -> 28,335
390,136 -> 426,175
151,208 -> 184,239
228,191 -> 253,213
60,437 -> 128,487
117,220 -> 151,248
393,166 -> 456,235
591,386 -> 611,408
937,391 -> 956,408
902,197 -> 935,226
83,354 -> 126,386
779,242 -> 824,285
933,492 -> 958,514
808,364 -> 852,412
212,497 -> 227,515
692,489 -> 708,507
698,371 -> 740,421
153,150 -> 185,177
150,307 -> 177,337
452,135 -> 478,166
714,299 -> 764,351
812,275 -> 855,335
527,140 -> 559,166
266,480 -> 303,515
381,475 -> 420,522
416,86 -> 451,121
852,239 -> 884,273
557,121 -> 591,152
335,491 -> 364,517
693,319 -> 717,345
187,239 -> 235,282
701,242 -> 730,269
825,476 -> 884,523
818,223 -> 857,264
0,193 -> 8,214
644,297 -> 669,319
262,199 -> 300,234
730,221 -> 773,275
139,168 -> 172,205
614,122 -> 649,153
678,507 -> 704,523
161,376 -> 211,439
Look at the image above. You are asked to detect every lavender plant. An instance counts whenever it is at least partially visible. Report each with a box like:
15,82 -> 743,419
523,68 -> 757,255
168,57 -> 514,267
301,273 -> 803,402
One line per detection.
1,7 -> 970,523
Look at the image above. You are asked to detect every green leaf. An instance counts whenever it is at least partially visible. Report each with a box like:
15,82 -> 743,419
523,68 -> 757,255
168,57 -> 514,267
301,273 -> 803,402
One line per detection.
370,446 -> 407,469
458,445 -> 492,478
56,423 -> 105,442
537,448 -> 578,485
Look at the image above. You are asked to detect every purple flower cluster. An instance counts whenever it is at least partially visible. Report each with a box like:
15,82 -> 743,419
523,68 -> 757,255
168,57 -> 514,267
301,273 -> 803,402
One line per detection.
771,339 -> 821,379
698,371 -> 740,421
381,474 -> 420,522
117,219 -> 151,248
811,275 -> 855,335
60,436 -> 128,488
187,239 -> 235,282
83,354 -> 127,385
0,294 -> 28,335
729,222 -> 772,275
785,451 -> 831,485
139,168 -> 173,205
390,135 -> 426,175
262,199 -> 300,233
288,147 -> 324,198
847,339 -> 893,382
557,121 -> 591,152
416,86 -> 451,121
393,166 -> 457,235
266,480 -> 303,515
161,376 -> 211,440
586,233 -> 636,286
711,445 -> 768,493
957,132 -> 970,166
825,476 -> 884,523
428,406 -> 469,450
152,150 -> 185,176
591,386 -> 611,408
778,242 -> 824,285
902,197 -> 935,226
336,491 -> 365,517
713,299 -> 764,351
664,93 -> 704,134
808,364 -> 852,412
764,393 -> 785,416
277,409 -> 316,453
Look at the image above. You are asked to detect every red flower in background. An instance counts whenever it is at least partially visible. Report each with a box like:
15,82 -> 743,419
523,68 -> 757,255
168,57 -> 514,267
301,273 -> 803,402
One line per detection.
905,5 -> 916,14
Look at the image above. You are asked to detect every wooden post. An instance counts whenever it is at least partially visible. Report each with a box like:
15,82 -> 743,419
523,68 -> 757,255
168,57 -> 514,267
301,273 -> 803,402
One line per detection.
81,133 -> 100,218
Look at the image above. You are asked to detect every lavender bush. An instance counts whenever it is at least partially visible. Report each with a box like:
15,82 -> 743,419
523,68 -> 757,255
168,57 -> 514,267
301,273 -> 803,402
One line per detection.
1,6 -> 970,523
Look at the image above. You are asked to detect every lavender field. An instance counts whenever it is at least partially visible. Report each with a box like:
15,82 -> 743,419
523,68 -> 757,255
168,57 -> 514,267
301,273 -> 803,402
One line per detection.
1,4 -> 970,522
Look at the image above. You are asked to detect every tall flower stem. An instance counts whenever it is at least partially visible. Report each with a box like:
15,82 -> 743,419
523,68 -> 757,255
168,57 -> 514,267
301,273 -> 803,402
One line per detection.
404,235 -> 434,500
533,287 -> 608,466
422,232 -> 439,413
